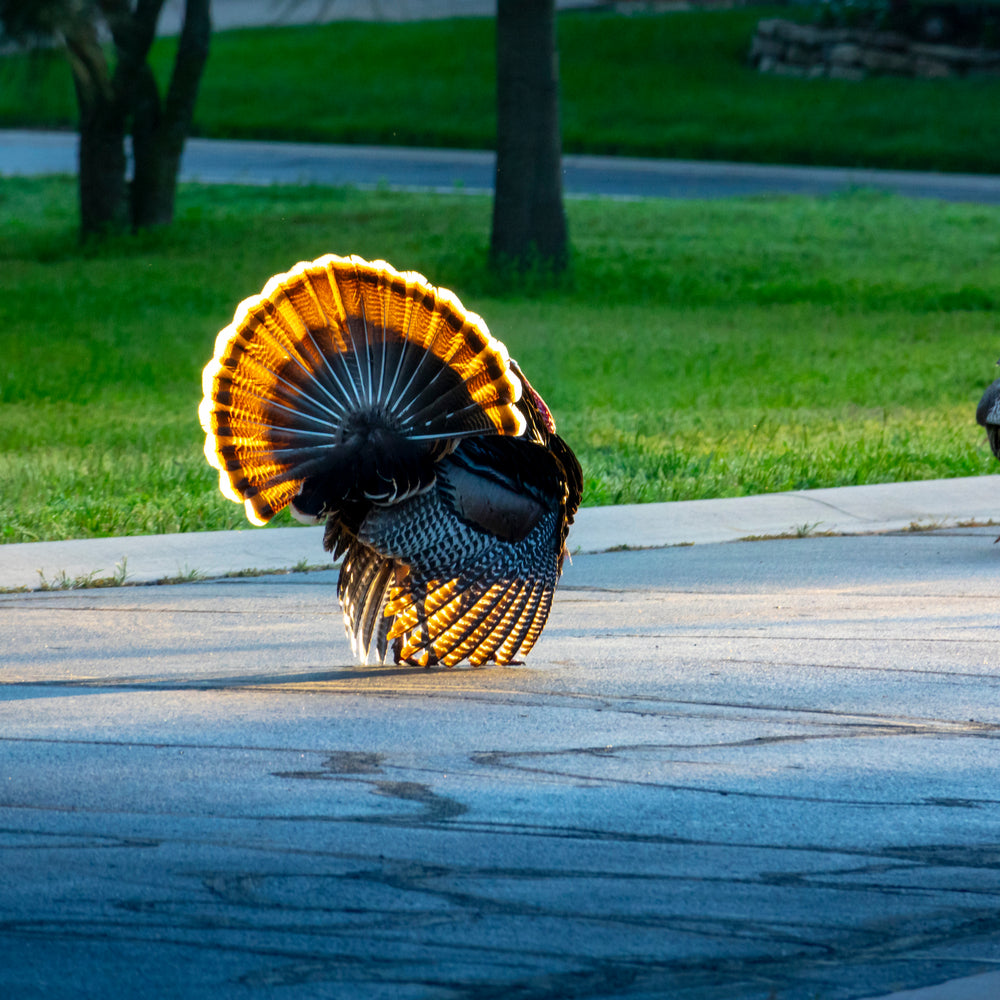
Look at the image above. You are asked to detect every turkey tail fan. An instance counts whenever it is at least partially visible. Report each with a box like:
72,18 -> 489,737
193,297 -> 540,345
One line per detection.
199,254 -> 526,526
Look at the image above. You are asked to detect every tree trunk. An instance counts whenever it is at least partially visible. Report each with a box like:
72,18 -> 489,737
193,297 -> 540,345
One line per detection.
130,0 -> 210,227
490,0 -> 568,273
45,0 -> 209,236
1,0 -> 204,235
75,91 -> 129,235
65,14 -> 128,235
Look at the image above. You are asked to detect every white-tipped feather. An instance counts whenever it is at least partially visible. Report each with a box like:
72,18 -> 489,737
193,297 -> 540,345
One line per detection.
243,499 -> 268,527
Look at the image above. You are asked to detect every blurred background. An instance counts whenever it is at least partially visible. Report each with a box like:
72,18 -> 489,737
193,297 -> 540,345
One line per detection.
1,0 -> 999,550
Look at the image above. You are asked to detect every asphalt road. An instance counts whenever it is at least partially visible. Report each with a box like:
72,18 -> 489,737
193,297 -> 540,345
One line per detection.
4,527 -> 1000,1000
5,128 -> 1000,203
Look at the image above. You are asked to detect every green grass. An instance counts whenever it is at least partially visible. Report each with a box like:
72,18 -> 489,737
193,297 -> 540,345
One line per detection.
2,8 -> 1000,172
1,176 -> 997,544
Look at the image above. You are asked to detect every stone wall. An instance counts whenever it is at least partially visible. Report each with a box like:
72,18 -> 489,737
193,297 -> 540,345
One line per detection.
750,18 -> 1000,79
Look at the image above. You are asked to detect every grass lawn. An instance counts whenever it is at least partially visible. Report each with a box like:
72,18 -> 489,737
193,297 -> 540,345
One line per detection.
1,7 -> 1000,172
1,176 -> 997,544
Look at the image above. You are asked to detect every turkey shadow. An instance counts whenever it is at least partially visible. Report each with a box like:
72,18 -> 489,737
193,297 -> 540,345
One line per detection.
207,664 -> 454,686
0,664 -> 460,702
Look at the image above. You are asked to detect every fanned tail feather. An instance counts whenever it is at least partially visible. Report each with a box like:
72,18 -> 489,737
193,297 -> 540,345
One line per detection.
200,255 -> 525,524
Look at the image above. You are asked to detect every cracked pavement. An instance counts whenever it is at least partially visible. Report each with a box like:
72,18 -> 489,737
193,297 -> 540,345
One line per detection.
3,527 -> 1000,998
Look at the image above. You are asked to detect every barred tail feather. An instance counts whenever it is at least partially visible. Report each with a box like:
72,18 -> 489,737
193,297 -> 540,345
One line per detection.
383,573 -> 556,668
338,540 -> 396,665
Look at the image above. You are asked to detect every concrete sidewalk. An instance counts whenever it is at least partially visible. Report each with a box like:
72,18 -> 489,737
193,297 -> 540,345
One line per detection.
2,475 -> 997,592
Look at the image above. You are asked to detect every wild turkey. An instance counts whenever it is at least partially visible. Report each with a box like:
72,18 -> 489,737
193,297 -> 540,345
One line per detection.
199,254 -> 582,667
977,375 -> 1000,459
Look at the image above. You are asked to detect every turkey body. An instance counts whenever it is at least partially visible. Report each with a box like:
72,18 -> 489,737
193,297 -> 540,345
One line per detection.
200,255 -> 582,667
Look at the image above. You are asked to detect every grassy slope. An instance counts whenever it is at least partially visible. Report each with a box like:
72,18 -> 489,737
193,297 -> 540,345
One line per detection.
1,177 -> 997,543
2,9 -> 1000,171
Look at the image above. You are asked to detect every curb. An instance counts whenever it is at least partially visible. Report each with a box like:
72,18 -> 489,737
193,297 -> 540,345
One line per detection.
2,476 -> 997,593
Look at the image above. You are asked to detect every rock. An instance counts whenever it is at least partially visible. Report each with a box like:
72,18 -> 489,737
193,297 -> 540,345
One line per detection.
749,17 -> 1000,82
856,29 -> 910,51
755,17 -> 783,38
861,48 -> 914,74
773,21 -> 824,47
767,60 -> 808,77
786,43 -> 817,65
913,56 -> 953,77
749,35 -> 785,62
911,41 -> 981,66
828,42 -> 861,66
828,63 -> 868,81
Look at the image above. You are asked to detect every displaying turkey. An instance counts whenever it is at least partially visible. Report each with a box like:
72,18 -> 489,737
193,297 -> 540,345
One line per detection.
199,254 -> 582,667
977,375 -> 1000,459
